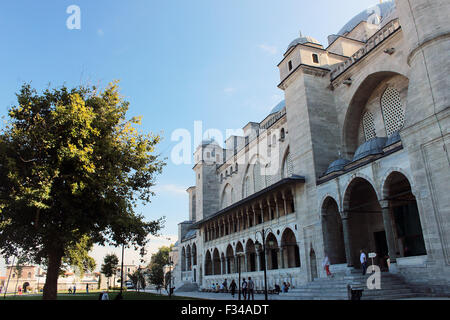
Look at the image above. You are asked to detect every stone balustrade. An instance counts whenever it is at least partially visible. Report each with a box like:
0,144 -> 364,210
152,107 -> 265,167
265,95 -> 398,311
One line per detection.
330,19 -> 401,80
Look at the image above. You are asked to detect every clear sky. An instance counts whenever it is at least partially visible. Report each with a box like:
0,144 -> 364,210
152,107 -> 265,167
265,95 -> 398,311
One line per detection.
0,0 -> 380,260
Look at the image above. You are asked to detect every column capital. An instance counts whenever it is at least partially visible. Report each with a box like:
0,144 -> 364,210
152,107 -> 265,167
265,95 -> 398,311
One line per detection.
340,210 -> 349,220
379,200 -> 390,209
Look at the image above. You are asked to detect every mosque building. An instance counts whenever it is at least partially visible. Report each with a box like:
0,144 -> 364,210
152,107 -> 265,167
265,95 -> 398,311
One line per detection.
170,0 -> 450,297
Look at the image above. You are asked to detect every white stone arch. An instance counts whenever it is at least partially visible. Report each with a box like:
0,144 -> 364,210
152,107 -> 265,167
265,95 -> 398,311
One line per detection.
319,192 -> 343,214
220,183 -> 233,209
241,154 -> 267,198
341,172 -> 381,212
281,146 -> 294,179
342,70 -> 410,158
379,167 -> 417,199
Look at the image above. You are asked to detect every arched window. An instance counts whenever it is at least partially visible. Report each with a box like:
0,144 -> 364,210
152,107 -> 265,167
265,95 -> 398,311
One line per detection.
362,111 -> 376,141
265,164 -> 272,187
282,152 -> 293,178
312,53 -> 319,64
244,176 -> 250,198
381,87 -> 405,136
253,161 -> 264,192
280,128 -> 285,140
235,163 -> 238,172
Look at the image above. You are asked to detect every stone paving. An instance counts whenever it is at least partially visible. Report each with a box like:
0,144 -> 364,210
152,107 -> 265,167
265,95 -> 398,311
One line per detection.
144,289 -> 449,301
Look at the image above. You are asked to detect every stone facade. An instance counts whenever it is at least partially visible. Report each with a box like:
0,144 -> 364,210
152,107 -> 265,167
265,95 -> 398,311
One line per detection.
172,0 -> 450,295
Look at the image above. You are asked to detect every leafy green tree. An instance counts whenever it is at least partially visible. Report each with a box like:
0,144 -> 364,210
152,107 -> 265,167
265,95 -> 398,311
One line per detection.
128,268 -> 147,291
0,82 -> 165,299
147,246 -> 171,288
100,253 -> 119,289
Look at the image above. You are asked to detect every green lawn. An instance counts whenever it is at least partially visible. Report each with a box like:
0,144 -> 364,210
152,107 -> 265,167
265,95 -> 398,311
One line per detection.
2,291 -> 198,300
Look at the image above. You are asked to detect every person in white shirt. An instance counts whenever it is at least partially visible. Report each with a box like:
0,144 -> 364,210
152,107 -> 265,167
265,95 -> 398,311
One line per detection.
360,250 -> 367,275
322,254 -> 332,277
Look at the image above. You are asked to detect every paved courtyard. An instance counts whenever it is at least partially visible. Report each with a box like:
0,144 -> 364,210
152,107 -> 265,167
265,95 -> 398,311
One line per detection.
144,289 -> 450,301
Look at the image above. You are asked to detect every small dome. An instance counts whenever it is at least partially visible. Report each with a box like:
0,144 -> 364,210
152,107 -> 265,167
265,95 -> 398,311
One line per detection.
353,137 -> 388,161
325,158 -> 351,175
384,131 -> 401,147
269,100 -> 286,115
337,1 -> 396,36
286,35 -> 321,52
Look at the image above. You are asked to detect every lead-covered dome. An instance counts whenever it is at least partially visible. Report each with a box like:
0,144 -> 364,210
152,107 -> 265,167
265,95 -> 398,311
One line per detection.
337,1 -> 395,36
353,137 -> 388,161
269,100 -> 286,115
286,35 -> 321,53
324,158 -> 351,175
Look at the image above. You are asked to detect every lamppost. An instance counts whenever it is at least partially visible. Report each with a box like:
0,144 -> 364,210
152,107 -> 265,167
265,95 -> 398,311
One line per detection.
168,257 -> 174,298
235,250 -> 244,301
255,227 -> 273,301
119,243 -> 125,297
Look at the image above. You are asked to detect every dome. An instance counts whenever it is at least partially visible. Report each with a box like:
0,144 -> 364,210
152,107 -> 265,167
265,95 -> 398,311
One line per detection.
353,137 -> 388,161
269,100 -> 286,115
286,35 -> 321,52
336,1 -> 395,36
324,158 -> 351,175
384,131 -> 401,147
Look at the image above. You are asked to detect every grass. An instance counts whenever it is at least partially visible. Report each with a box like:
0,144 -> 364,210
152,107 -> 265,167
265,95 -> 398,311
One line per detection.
2,290 -> 199,300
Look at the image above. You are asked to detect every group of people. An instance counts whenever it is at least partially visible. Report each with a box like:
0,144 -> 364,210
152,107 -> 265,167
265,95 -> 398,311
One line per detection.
67,284 -> 90,294
230,277 -> 255,300
322,249 -> 388,277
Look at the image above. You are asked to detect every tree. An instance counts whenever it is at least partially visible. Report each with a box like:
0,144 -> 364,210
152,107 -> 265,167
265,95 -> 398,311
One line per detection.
100,254 -> 119,289
128,268 -> 147,292
0,82 -> 165,299
147,246 -> 171,289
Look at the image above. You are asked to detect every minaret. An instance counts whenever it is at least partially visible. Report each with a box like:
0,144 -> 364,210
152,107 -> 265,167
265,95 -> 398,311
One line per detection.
192,139 -> 222,221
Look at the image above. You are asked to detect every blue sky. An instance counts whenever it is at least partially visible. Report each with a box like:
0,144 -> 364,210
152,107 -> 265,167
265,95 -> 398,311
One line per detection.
0,0 -> 379,241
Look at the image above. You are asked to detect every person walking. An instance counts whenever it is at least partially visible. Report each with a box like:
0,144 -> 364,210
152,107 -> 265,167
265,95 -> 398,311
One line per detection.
73,285 -> 76,295
322,254 -> 332,277
247,277 -> 254,300
230,280 -> 237,298
86,284 -> 89,294
241,278 -> 247,300
360,250 -> 367,275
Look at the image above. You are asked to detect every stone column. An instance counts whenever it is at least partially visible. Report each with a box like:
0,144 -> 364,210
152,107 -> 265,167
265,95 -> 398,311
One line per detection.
244,253 -> 248,273
277,248 -> 283,269
341,211 -> 354,267
282,191 -> 287,216
274,196 -> 280,219
246,208 -> 250,228
237,212 -> 240,232
220,257 -> 224,275
256,251 -> 261,271
380,200 -> 398,264
267,199 -> 272,220
259,201 -> 264,224
279,247 -> 286,269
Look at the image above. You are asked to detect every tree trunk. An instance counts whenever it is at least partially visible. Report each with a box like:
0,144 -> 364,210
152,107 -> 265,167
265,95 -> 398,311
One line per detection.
43,250 -> 63,300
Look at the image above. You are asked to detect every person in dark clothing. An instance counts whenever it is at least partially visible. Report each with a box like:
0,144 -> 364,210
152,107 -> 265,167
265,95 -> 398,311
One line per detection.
229,280 -> 237,298
242,279 -> 247,300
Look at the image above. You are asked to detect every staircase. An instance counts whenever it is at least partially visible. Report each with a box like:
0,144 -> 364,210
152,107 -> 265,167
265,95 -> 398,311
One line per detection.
278,272 -> 421,300
174,281 -> 200,292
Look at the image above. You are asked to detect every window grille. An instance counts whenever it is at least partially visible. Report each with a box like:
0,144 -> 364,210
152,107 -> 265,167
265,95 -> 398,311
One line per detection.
381,87 -> 404,136
362,111 -> 376,141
